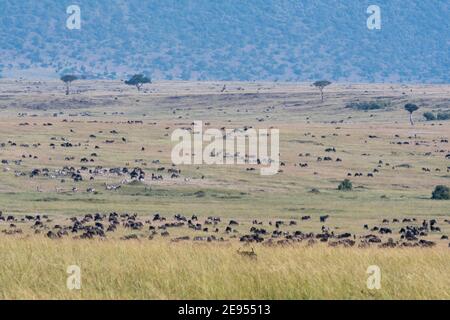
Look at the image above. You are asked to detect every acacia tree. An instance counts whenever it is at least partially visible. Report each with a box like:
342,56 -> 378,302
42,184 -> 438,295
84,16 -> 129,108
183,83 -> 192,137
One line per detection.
125,74 -> 151,91
60,75 -> 78,95
313,80 -> 332,102
404,103 -> 419,126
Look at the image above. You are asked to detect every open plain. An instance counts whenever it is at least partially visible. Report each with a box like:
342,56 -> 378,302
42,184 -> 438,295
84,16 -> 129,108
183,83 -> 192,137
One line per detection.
0,80 -> 449,299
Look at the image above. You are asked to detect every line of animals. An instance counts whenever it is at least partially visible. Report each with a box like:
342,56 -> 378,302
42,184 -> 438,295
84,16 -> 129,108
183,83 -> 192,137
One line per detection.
5,164 -> 182,190
0,211 -> 448,249
2,124 -> 449,183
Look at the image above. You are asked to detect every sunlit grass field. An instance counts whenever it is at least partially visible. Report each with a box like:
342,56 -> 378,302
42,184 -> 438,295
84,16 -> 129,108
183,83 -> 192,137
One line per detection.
0,238 -> 449,300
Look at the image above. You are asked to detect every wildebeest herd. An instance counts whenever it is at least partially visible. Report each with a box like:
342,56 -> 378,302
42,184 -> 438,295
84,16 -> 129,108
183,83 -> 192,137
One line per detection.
1,210 -> 449,249
1,81 -> 450,253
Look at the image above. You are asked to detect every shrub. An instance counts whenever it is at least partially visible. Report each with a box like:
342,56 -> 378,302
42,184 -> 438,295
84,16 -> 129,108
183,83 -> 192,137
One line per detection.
423,112 -> 436,121
424,112 -> 450,121
437,113 -> 450,121
338,179 -> 352,191
194,191 -> 206,198
346,101 -> 390,111
431,185 -> 449,200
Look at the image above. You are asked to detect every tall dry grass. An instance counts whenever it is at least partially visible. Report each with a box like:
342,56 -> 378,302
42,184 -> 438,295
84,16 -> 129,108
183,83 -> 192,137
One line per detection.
0,238 -> 449,300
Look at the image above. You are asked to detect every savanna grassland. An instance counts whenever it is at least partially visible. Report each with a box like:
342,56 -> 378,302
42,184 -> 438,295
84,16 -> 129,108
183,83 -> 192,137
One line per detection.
1,239 -> 450,300
0,79 -> 449,299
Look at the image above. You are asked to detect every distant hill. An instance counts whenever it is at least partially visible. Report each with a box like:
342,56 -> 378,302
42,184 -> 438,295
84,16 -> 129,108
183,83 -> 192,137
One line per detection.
0,0 -> 449,82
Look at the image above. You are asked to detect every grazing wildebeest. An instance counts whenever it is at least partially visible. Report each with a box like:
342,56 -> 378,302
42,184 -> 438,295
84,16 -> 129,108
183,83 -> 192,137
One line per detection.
379,227 -> 392,234
419,239 -> 436,247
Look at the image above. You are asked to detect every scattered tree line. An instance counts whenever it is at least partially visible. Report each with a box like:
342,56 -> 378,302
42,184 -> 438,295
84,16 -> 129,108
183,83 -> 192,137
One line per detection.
345,101 -> 447,125
59,73 -> 151,95
55,74 -> 449,128
345,101 -> 420,126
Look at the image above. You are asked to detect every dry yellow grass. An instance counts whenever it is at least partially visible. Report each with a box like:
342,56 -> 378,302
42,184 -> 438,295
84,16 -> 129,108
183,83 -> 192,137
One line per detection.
0,238 -> 449,300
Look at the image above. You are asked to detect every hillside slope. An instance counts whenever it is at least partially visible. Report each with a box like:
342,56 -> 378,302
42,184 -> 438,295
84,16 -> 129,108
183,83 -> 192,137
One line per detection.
0,0 -> 449,82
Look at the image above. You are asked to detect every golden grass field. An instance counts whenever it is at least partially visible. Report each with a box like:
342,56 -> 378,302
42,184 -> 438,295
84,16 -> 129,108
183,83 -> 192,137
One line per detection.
0,80 -> 449,299
0,239 -> 449,300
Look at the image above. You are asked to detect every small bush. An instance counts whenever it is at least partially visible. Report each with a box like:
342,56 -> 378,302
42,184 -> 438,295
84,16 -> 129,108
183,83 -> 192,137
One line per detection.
423,112 -> 450,121
338,179 -> 352,191
431,185 -> 449,200
423,112 -> 436,121
194,191 -> 206,198
346,101 -> 390,111
437,113 -> 450,121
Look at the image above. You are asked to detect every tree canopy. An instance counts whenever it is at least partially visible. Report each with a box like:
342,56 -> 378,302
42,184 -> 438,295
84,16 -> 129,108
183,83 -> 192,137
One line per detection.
404,103 -> 419,114
60,75 -> 78,83
125,74 -> 151,91
60,75 -> 78,95
313,80 -> 332,102
313,80 -> 332,89
404,103 -> 419,125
